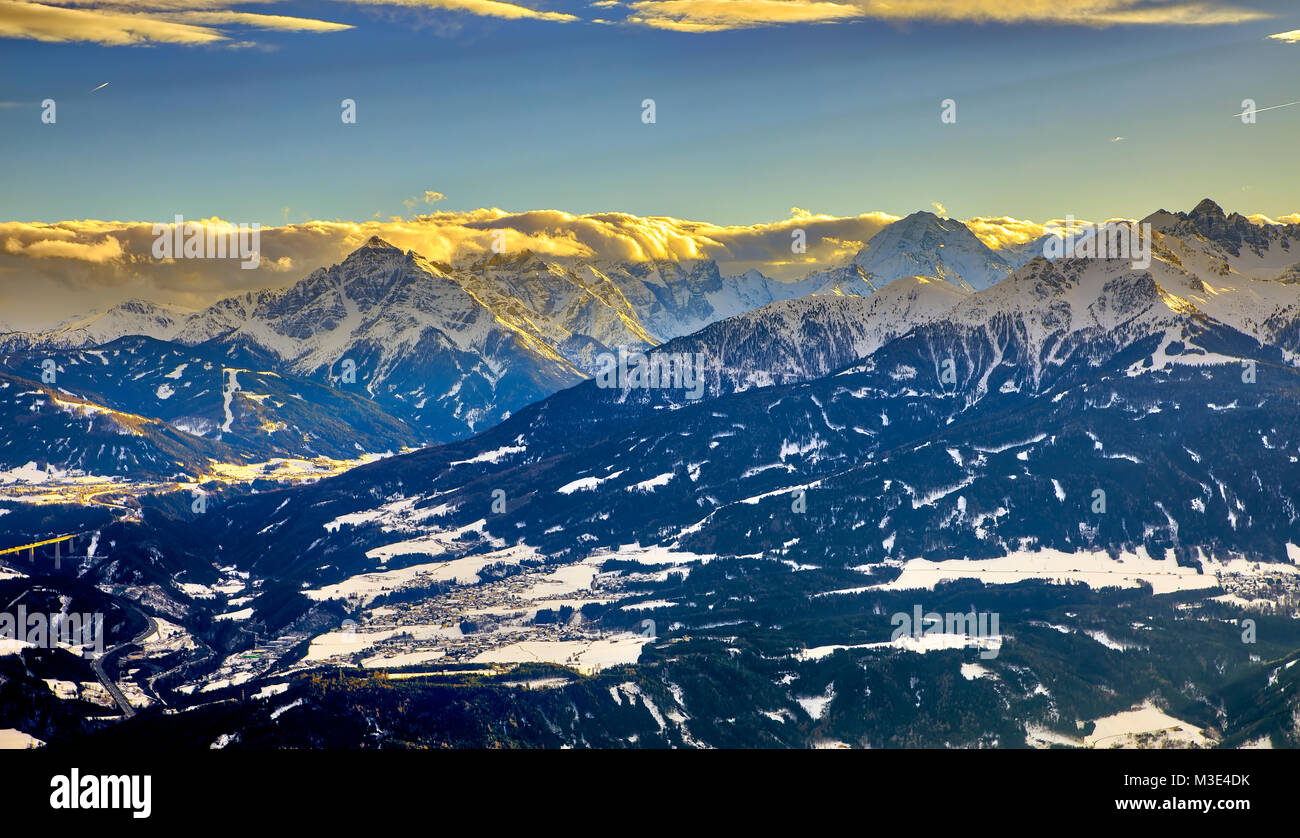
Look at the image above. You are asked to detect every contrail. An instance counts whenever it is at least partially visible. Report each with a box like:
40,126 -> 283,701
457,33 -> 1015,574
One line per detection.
1231,101 -> 1298,117
89,82 -> 109,93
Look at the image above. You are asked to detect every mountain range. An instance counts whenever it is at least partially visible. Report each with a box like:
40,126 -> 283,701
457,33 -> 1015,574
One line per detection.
7,199 -> 1300,749
0,210 -> 1045,474
174,200 -> 1300,582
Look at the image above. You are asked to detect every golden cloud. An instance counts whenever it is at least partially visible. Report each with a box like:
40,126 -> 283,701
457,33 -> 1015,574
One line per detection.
6,205 -> 1293,329
0,210 -> 895,327
404,190 -> 448,209
7,0 -> 1268,43
964,216 -> 1055,249
157,11 -> 354,32
335,0 -> 579,22
4,231 -> 125,262
1247,212 -> 1300,225
0,0 -> 353,44
1267,29 -> 1300,43
620,0 -> 1270,32
0,1 -> 226,44
626,0 -> 860,30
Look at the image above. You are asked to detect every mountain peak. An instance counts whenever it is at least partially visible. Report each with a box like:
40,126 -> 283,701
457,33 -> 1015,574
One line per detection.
895,209 -> 944,227
359,235 -> 402,253
850,210 -> 1009,291
1190,198 -> 1225,218
484,248 -> 546,269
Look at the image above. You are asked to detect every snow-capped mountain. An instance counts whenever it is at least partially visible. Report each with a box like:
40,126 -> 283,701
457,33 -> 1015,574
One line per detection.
850,211 -> 1015,292
603,276 -> 969,403
11,238 -> 830,442
172,238 -> 595,440
1147,198 -> 1298,262
581,258 -> 822,339
796,262 -> 881,296
0,299 -> 192,352
0,212 -> 1062,452
10,201 -> 1299,452
1000,232 -> 1061,269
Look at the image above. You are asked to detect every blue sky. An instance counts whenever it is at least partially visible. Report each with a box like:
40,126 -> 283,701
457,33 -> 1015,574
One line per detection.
2,0 -> 1299,227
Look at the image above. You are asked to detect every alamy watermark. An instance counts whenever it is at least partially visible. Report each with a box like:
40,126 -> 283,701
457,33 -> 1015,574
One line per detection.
152,214 -> 260,269
595,346 -> 706,401
50,769 -> 151,819
0,606 -> 104,657
1043,216 -> 1151,270
891,605 -> 1001,660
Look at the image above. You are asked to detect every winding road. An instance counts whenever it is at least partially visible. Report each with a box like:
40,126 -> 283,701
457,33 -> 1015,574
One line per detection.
89,615 -> 157,719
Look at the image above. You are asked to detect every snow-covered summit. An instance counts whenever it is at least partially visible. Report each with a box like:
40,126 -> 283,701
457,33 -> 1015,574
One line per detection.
851,211 -> 1014,292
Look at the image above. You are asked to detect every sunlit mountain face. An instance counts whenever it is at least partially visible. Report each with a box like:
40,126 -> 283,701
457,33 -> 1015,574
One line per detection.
2,0 -> 1300,767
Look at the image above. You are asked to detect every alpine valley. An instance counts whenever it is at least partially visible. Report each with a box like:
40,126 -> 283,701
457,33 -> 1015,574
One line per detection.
5,200 -> 1300,750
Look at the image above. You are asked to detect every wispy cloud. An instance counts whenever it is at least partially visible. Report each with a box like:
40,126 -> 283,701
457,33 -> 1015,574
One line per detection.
404,190 -> 448,209
617,0 -> 1271,33
158,11 -> 354,33
3,0 -> 1268,44
0,0 -> 352,46
336,0 -> 579,23
0,1 -> 225,45
1267,29 -> 1300,43
621,0 -> 861,31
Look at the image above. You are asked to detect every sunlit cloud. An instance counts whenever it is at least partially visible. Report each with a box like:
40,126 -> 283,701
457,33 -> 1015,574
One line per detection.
0,1 -> 226,45
964,216 -> 1055,249
1247,212 -> 1300,225
623,0 -> 861,31
0,0 -> 352,45
619,0 -> 1271,32
6,0 -> 1267,43
1266,28 -> 1300,43
336,0 -> 579,23
404,190 -> 447,210
158,11 -> 354,32
963,215 -> 1120,248
5,205 -> 1294,329
0,210 -> 896,327
4,231 -> 125,262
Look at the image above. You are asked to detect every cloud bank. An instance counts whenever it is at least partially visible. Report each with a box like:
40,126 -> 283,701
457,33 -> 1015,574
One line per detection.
3,204 -> 1293,329
1,208 -> 895,327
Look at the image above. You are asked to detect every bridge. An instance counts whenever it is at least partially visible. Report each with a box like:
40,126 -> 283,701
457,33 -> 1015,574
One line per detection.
0,532 -> 94,571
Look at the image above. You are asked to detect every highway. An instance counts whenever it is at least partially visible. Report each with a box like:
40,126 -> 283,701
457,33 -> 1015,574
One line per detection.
89,615 -> 158,719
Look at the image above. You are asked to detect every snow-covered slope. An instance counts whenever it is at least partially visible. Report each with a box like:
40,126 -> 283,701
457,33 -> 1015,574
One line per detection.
0,336 -> 423,476
0,299 -> 192,351
633,276 -> 969,399
579,258 -> 822,341
172,238 -> 590,438
1139,200 -> 1300,352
